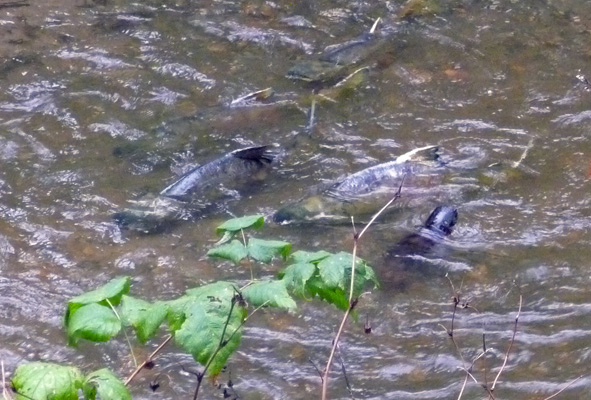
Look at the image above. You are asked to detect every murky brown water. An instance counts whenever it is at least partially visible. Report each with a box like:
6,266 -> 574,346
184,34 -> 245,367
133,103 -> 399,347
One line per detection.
2,0 -> 591,399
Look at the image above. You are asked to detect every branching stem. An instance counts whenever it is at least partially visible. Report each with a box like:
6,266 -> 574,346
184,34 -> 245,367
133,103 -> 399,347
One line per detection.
491,294 -> 522,391
125,334 -> 173,386
321,176 -> 405,400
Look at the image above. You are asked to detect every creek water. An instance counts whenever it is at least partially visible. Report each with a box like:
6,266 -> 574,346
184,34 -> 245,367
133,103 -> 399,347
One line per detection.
1,0 -> 591,399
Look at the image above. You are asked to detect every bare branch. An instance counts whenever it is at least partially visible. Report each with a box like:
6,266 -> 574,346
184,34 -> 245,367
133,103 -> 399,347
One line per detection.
542,375 -> 583,400
125,334 -> 173,386
491,294 -> 522,392
321,176 -> 405,400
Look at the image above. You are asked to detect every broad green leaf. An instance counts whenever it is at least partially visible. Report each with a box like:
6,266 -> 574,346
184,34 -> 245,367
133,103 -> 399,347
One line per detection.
65,276 -> 131,324
317,252 -> 374,297
207,240 -> 248,264
67,303 -> 121,345
174,298 -> 244,377
215,215 -> 264,234
166,281 -> 241,333
12,362 -> 84,400
247,238 -> 291,263
280,262 -> 317,298
242,280 -> 297,310
184,281 -> 238,302
83,368 -> 131,400
288,250 -> 332,264
120,295 -> 168,343
305,276 -> 349,311
317,253 -> 348,289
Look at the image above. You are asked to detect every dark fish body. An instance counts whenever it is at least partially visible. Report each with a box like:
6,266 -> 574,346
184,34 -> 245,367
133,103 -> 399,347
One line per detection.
391,205 -> 458,256
161,146 -> 274,199
381,205 -> 459,289
115,146 -> 275,233
287,32 -> 384,83
320,33 -> 378,65
274,145 -> 443,223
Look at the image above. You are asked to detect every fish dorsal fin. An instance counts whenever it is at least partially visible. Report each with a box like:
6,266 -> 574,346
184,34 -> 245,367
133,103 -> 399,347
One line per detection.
232,146 -> 274,163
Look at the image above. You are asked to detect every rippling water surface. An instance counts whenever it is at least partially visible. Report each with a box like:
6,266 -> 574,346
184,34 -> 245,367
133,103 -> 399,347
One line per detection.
2,0 -> 591,398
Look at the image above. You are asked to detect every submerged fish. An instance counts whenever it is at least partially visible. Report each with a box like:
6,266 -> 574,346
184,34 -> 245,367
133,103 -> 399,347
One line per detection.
391,205 -> 458,255
381,205 -> 459,289
161,145 -> 274,199
115,146 -> 275,233
274,145 -> 447,223
287,20 -> 385,84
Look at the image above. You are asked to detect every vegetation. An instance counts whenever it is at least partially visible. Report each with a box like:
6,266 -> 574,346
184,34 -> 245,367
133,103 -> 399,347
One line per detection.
7,214 -> 379,399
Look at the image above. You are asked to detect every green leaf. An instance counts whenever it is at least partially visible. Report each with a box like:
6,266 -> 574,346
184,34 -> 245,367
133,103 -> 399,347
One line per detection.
288,250 -> 332,264
215,215 -> 264,234
317,253 -> 348,289
280,262 -> 317,298
12,362 -> 84,400
174,299 -> 244,377
166,282 -> 246,376
184,281 -> 238,303
120,296 -> 168,343
363,265 -> 380,289
247,238 -> 291,263
65,276 -> 130,325
242,280 -> 297,310
207,240 -> 248,264
166,282 -> 241,333
67,303 -> 121,345
83,368 -> 131,400
305,276 -> 349,311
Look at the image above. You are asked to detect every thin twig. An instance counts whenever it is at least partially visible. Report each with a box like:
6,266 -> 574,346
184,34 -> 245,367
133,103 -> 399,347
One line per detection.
491,294 -> 522,391
192,296 -> 270,400
1,359 -> 11,400
336,344 -> 354,399
193,295 -> 238,400
106,299 -> 137,368
542,375 -> 583,400
481,334 -> 494,399
321,176 -> 405,400
457,373 -> 469,400
125,334 -> 173,386
309,359 -> 323,381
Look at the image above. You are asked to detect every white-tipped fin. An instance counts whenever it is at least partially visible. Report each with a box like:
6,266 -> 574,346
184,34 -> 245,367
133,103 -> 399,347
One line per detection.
395,145 -> 439,163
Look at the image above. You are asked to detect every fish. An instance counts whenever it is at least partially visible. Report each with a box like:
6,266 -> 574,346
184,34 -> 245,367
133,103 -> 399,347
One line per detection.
286,20 -> 385,84
114,145 -> 275,233
273,145 -> 445,224
161,145 -> 274,199
381,205 -> 460,289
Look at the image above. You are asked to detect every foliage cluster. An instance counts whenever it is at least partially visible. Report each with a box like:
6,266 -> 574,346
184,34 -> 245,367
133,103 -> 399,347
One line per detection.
9,215 -> 378,400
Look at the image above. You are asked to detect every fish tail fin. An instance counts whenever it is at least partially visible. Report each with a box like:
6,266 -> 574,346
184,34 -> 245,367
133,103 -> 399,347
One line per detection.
397,145 -> 440,164
233,145 -> 274,164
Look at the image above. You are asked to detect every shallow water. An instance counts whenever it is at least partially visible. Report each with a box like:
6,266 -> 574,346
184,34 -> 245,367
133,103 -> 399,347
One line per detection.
2,0 -> 591,398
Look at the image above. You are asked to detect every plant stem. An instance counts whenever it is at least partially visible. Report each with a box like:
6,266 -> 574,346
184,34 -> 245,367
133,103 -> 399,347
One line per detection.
491,294 -> 522,391
125,334 -> 173,386
321,177 -> 405,399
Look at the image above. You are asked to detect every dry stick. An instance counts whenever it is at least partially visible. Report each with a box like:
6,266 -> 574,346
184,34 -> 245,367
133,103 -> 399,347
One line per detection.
491,294 -> 522,392
542,375 -> 583,400
125,334 -> 173,386
1,359 -> 11,400
106,298 -> 138,368
321,176 -> 405,400
335,344 -> 355,400
481,334 -> 495,400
